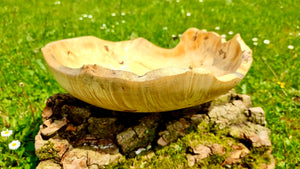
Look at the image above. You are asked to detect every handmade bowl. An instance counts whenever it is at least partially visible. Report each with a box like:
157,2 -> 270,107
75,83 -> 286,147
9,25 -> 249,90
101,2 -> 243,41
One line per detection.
42,28 -> 252,112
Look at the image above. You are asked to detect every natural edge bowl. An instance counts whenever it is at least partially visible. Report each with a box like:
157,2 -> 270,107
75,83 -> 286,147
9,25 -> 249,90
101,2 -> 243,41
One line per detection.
42,28 -> 252,112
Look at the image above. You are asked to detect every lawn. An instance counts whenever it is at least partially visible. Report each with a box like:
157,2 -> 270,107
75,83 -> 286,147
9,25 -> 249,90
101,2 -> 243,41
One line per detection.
0,0 -> 299,168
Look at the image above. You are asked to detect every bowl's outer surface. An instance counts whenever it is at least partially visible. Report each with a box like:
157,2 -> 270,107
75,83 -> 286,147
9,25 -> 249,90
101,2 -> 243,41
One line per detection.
42,28 -> 252,112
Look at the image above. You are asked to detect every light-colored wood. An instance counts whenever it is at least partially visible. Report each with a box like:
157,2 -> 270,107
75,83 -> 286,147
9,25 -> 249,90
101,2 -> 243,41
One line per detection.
42,28 -> 252,112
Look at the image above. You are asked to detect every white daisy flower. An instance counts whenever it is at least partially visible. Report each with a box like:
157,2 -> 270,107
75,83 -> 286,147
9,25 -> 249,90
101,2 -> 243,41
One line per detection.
19,82 -> 24,87
54,1 -> 61,5
228,31 -> 233,35
263,39 -> 270,44
252,37 -> 258,41
186,12 -> 191,16
221,34 -> 226,39
199,0 -> 203,2
82,14 -> 88,18
288,45 -> 294,50
121,20 -> 126,23
111,13 -> 116,17
100,23 -> 107,29
253,42 -> 258,46
88,15 -> 93,19
215,26 -> 220,30
163,27 -> 168,31
121,12 -> 125,16
9,140 -> 21,150
1,129 -> 13,137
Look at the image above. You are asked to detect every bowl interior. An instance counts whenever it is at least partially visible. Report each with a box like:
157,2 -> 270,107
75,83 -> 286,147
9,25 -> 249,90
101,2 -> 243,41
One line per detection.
50,29 -> 243,76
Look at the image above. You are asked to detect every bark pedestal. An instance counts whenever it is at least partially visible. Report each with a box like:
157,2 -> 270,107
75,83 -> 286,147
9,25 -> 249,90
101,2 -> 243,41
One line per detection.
35,90 -> 275,169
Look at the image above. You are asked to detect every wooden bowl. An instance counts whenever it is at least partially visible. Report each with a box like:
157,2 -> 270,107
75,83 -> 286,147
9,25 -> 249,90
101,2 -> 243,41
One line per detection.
42,28 -> 252,112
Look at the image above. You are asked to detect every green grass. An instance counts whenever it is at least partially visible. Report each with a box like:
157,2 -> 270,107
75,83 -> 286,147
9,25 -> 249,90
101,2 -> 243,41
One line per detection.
0,0 -> 299,168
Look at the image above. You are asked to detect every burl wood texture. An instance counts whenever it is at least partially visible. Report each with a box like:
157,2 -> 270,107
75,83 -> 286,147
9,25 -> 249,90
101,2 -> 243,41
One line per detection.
42,28 -> 252,112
